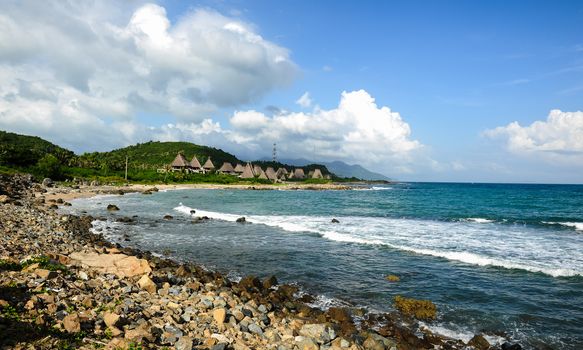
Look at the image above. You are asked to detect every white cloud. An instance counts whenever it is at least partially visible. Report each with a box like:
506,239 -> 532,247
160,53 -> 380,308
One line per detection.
484,110 -> 583,162
225,90 -> 422,169
295,92 -> 312,108
0,1 -> 297,151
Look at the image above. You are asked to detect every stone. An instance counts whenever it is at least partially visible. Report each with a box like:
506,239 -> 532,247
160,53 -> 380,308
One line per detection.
263,275 -> 278,289
0,195 -> 11,204
211,344 -> 227,350
125,326 -> 151,342
137,274 -> 157,293
296,336 -> 319,350
248,323 -> 263,336
331,218 -> 340,223
69,252 -> 151,278
34,268 -> 57,280
176,336 -> 194,350
327,307 -> 351,323
103,311 -> 120,327
501,342 -> 522,350
107,204 -> 120,211
468,334 -> 490,350
42,178 -> 53,187
163,215 -> 173,220
78,271 -> 89,280
63,313 -> 81,333
189,209 -> 196,214
236,217 -> 246,223
213,308 -> 227,324
300,324 -> 335,344
238,275 -> 263,291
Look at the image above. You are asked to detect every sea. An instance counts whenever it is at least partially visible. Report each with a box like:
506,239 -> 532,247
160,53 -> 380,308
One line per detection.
64,182 -> 583,349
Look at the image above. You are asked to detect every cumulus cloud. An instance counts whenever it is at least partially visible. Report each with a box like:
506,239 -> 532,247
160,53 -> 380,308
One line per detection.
295,92 -> 312,108
0,1 -> 297,151
484,110 -> 583,161
224,90 -> 422,168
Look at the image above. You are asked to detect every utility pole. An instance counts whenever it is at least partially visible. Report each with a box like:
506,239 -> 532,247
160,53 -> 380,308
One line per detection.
272,143 -> 277,163
125,155 -> 128,181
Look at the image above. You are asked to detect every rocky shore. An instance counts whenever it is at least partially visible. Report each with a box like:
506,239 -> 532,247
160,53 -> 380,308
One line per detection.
0,174 -> 518,350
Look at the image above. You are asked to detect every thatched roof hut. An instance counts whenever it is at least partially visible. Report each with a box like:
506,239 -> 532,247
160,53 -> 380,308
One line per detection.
240,163 -> 255,179
265,167 -> 277,181
218,162 -> 235,174
257,168 -> 268,180
234,163 -> 245,173
276,168 -> 287,179
311,168 -> 323,179
171,153 -> 189,169
190,156 -> 202,169
203,157 -> 215,170
252,165 -> 263,176
293,168 -> 305,179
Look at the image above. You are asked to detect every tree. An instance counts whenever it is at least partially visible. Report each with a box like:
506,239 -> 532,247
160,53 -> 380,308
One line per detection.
36,154 -> 62,179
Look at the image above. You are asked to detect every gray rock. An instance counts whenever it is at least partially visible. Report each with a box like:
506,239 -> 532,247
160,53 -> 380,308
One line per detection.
175,336 -> 193,350
300,324 -> 335,344
248,323 -> 264,336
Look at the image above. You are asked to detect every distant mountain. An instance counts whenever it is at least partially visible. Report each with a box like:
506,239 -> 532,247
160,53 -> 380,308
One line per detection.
269,158 -> 391,181
0,130 -> 75,167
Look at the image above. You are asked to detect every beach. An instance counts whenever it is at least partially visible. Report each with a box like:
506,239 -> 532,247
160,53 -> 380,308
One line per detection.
0,174 -> 483,350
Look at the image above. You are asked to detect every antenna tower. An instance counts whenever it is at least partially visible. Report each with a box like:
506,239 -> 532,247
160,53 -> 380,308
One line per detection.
272,143 -> 277,162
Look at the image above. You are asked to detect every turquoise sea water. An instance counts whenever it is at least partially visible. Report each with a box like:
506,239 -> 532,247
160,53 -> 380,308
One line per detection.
67,183 -> 583,349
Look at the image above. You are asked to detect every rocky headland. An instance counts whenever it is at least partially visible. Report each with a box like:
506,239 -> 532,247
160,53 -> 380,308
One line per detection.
0,174 -> 518,350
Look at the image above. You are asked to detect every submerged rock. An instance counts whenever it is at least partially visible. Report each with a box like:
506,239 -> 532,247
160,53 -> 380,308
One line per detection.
502,342 -> 522,350
468,334 -> 490,350
236,217 -> 246,223
163,215 -> 173,220
107,204 -> 119,211
331,218 -> 340,223
385,274 -> 400,282
394,295 -> 437,320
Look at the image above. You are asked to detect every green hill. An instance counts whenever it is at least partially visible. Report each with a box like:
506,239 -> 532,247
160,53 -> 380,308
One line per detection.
0,130 -> 75,168
75,141 -> 240,171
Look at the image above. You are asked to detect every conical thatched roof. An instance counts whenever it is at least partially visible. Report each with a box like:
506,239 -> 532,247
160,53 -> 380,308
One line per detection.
281,168 -> 289,174
253,165 -> 263,176
276,168 -> 287,178
308,170 -> 315,177
190,156 -> 202,169
265,167 -> 277,180
218,162 -> 235,173
311,168 -> 323,179
293,168 -> 305,179
203,157 -> 215,170
257,168 -> 268,179
171,153 -> 189,167
240,163 -> 255,179
234,163 -> 245,173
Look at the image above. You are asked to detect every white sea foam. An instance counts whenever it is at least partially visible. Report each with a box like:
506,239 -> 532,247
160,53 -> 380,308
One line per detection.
418,322 -> 506,345
175,204 -> 583,278
465,218 -> 495,223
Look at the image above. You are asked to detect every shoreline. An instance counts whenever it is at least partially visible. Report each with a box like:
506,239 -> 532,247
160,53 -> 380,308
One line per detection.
0,174 -> 511,350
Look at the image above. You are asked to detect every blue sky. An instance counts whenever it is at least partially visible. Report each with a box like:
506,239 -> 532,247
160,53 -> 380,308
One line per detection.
1,1 -> 582,182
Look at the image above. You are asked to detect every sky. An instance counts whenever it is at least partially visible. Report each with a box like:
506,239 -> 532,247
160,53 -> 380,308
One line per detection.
0,0 -> 582,183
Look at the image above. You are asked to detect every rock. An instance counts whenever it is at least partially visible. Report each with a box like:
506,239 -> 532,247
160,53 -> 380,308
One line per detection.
42,178 -> 53,187
248,323 -> 263,336
69,252 -> 151,277
385,275 -> 400,282
296,336 -> 319,350
327,307 -> 351,323
34,268 -> 57,280
236,217 -> 246,223
175,336 -> 194,350
211,344 -> 227,350
213,308 -> 227,324
103,311 -> 120,328
331,218 -> 340,223
362,333 -> 396,350
239,275 -> 263,291
56,198 -> 64,204
164,215 -> 173,220
393,295 -> 436,320
125,326 -> 151,342
63,313 -> 80,333
263,275 -> 278,289
0,195 -> 11,204
501,342 -> 522,350
137,274 -> 157,293
189,209 -> 196,214
116,216 -> 133,223
468,334 -> 490,350
90,180 -> 99,186
299,324 -> 335,344
107,204 -> 120,211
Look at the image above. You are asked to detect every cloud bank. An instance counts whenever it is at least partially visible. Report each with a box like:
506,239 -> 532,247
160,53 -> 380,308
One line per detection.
484,109 -> 583,163
0,1 -> 297,150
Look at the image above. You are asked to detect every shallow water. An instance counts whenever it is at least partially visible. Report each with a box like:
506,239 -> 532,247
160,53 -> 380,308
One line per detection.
67,183 -> 583,349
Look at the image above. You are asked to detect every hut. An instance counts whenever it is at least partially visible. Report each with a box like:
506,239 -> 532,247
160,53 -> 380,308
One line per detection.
171,153 -> 189,172
276,168 -> 288,179
293,168 -> 306,179
311,168 -> 324,179
253,165 -> 263,176
190,156 -> 203,173
239,163 -> 255,179
218,162 -> 235,175
265,167 -> 278,181
203,157 -> 215,172
257,168 -> 268,180
234,163 -> 245,173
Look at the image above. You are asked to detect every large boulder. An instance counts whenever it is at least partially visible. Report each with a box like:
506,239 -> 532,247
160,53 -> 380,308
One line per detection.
42,178 -> 53,187
137,274 -> 157,294
69,252 -> 151,278
299,324 -> 336,344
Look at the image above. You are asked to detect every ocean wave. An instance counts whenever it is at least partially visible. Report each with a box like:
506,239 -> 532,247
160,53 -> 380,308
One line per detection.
542,221 -> 583,231
174,204 -> 583,278
464,218 -> 495,224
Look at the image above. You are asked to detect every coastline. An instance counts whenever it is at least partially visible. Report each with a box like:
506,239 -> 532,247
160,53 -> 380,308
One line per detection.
0,174 -> 507,350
